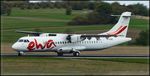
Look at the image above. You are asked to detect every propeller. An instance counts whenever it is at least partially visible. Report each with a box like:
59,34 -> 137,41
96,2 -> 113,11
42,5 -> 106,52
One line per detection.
66,34 -> 72,43
64,28 -> 73,43
87,37 -> 91,40
80,36 -> 86,41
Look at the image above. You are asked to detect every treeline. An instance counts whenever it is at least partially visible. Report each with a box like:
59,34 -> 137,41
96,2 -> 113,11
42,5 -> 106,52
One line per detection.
128,30 -> 149,46
68,2 -> 118,25
68,1 -> 149,25
1,1 -> 149,16
1,1 -> 149,25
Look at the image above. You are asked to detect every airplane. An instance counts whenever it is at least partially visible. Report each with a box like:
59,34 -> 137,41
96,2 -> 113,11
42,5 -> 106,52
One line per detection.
12,12 -> 132,56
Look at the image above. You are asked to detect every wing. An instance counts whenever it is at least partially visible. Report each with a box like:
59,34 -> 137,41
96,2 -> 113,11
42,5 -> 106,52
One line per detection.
16,30 -> 42,36
80,34 -> 117,37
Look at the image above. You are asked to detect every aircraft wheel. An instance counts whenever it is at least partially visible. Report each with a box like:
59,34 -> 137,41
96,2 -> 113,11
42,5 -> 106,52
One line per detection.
73,52 -> 80,56
18,52 -> 22,56
18,51 -> 24,56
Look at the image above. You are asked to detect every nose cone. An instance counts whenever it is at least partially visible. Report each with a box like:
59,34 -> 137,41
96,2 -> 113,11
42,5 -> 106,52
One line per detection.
12,43 -> 18,50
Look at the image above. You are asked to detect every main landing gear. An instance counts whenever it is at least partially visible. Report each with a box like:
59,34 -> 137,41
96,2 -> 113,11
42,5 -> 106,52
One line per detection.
56,51 -> 80,56
73,51 -> 80,56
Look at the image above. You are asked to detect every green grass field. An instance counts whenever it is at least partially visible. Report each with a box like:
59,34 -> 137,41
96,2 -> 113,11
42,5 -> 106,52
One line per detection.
1,8 -> 149,43
1,57 -> 149,75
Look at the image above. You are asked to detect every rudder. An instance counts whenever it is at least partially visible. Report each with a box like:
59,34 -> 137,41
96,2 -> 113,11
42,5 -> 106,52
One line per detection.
106,12 -> 131,37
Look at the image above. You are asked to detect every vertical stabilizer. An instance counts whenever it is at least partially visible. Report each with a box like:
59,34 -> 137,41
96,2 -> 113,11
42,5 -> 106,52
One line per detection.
106,12 -> 131,37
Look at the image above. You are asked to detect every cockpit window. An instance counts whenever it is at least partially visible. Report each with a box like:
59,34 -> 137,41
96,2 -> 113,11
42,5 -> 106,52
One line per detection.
18,39 -> 23,42
18,39 -> 29,42
24,40 -> 29,42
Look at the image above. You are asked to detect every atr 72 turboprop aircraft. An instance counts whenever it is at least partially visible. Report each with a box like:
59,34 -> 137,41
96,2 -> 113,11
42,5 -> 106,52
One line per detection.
12,12 -> 132,56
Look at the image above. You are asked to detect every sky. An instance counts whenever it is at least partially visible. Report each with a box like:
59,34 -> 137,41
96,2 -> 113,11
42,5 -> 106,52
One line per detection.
104,1 -> 149,8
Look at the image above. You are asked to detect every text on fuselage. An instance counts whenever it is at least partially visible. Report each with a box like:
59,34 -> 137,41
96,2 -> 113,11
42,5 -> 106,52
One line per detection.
27,39 -> 56,51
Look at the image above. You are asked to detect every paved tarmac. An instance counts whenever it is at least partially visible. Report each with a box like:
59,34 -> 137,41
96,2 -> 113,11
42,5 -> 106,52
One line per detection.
1,53 -> 149,58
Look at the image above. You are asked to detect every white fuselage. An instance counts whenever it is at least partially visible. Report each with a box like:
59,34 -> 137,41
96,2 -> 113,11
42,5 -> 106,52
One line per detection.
11,12 -> 132,56
12,34 -> 131,53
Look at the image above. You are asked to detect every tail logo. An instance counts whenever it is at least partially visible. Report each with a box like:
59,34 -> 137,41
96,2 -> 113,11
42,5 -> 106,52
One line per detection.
108,25 -> 127,35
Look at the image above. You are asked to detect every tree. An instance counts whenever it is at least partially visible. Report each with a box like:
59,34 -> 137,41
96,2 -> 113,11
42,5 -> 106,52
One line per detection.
135,30 -> 149,46
48,2 -> 55,9
95,2 -> 112,15
94,2 -> 117,24
20,3 -> 27,10
65,1 -> 72,15
68,2 -> 117,25
1,2 -> 7,15
54,2 -> 62,9
1,2 -> 12,16
71,1 -> 84,10
66,6 -> 72,15
6,6 -> 12,16
111,2 -> 126,15
88,2 -> 95,10
127,3 -> 148,16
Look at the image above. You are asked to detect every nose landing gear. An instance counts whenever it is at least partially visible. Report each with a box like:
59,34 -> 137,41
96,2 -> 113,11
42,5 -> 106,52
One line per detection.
18,51 -> 24,56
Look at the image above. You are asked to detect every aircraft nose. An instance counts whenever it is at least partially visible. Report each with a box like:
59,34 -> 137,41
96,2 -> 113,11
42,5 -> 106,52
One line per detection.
12,43 -> 18,50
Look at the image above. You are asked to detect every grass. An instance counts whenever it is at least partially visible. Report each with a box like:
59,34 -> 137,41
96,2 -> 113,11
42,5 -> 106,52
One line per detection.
85,58 -> 149,64
1,8 -> 149,43
1,57 -> 149,75
1,17 -> 66,29
10,8 -> 83,20
3,57 -> 149,64
130,18 -> 149,29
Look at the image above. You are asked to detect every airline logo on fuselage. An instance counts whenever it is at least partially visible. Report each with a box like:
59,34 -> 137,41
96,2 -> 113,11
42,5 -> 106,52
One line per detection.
27,39 -> 56,51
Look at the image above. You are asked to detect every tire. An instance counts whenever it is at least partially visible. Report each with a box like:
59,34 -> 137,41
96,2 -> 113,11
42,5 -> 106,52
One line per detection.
73,52 -> 80,56
18,52 -> 22,56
